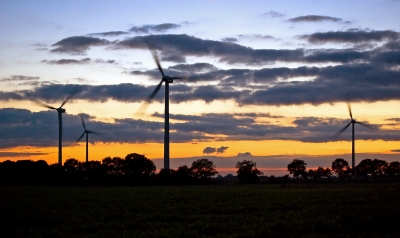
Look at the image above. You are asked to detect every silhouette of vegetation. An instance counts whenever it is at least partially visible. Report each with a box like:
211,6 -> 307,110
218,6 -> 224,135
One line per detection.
190,158 -> 219,180
307,166 -> 331,180
236,160 -> 263,184
287,159 -> 308,178
1,155 -> 400,186
356,158 -> 388,177
124,153 -> 156,185
385,161 -> 400,177
331,158 -> 351,179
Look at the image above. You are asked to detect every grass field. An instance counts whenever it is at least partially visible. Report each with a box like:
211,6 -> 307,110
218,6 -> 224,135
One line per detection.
1,184 -> 400,237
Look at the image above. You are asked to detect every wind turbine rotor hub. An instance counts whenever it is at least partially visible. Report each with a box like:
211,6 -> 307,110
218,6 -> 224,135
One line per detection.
163,76 -> 174,83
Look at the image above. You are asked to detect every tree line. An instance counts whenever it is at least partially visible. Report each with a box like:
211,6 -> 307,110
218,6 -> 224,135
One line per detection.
1,154 -> 399,185
0,153 -> 221,186
287,158 -> 400,180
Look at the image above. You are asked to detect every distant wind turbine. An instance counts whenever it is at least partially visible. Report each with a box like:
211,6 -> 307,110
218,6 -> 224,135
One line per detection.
136,41 -> 185,170
332,103 -> 373,176
36,89 -> 77,166
76,115 -> 100,164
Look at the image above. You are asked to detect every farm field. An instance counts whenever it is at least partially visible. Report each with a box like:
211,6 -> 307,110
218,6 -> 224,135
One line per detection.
1,184 -> 400,237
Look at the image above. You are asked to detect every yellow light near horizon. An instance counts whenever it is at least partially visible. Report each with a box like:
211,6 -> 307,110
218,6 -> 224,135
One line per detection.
3,139 -> 399,166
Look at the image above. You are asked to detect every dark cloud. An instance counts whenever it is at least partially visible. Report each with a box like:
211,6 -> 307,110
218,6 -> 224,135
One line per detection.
42,58 -> 91,65
385,118 -> 400,123
2,53 -> 400,106
129,23 -> 181,33
203,147 -> 216,154
160,54 -> 186,63
42,58 -> 117,66
288,15 -> 344,23
391,149 -> 400,153
1,108 -> 400,149
301,30 -> 399,43
117,34 -> 304,65
87,31 -> 129,37
51,36 -> 109,55
216,146 -> 229,153
0,152 -> 50,157
263,11 -> 285,18
168,63 -> 218,73
304,50 -> 368,63
94,59 -> 116,64
0,75 -> 40,82
202,146 -> 228,154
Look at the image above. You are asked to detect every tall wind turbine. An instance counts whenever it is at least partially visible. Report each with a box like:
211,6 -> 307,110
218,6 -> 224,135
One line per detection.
36,89 -> 76,166
76,115 -> 100,164
137,45 -> 184,170
332,104 -> 373,176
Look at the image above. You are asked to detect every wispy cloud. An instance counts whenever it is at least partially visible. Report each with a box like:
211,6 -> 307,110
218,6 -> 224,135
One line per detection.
129,23 -> 181,33
51,36 -> 109,55
287,15 -> 347,23
300,30 -> 399,43
263,11 -> 285,18
0,75 -> 40,82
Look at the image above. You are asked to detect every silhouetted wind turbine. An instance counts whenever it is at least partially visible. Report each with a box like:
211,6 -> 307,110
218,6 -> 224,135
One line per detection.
136,43 -> 185,170
76,115 -> 100,164
332,103 -> 373,176
36,89 -> 76,166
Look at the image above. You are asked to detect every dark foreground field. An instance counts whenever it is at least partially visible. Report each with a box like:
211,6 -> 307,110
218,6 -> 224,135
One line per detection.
1,184 -> 400,238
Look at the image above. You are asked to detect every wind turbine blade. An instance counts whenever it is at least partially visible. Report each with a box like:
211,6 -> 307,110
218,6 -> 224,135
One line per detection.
332,122 -> 352,140
147,80 -> 163,102
134,102 -> 151,117
60,87 -> 78,108
35,101 -> 57,110
151,50 -> 165,77
356,121 -> 375,130
145,38 -> 165,77
76,132 -> 85,142
88,130 -> 101,135
80,116 -> 86,131
171,76 -> 186,80
347,103 -> 353,119
134,80 -> 163,117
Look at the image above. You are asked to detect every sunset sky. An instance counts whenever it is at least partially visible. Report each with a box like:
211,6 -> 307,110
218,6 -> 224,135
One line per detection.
1,0 -> 400,175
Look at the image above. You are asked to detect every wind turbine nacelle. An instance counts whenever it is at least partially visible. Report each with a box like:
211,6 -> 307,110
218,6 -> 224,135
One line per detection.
163,76 -> 174,83
57,108 -> 66,113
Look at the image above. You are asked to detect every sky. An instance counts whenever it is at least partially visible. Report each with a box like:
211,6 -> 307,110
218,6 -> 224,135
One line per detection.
1,0 -> 400,176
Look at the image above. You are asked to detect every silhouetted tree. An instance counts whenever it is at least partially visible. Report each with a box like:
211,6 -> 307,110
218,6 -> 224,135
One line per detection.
191,158 -> 218,179
124,153 -> 156,184
85,161 -> 102,179
385,161 -> 400,176
287,159 -> 307,178
175,165 -> 194,184
331,158 -> 350,178
236,160 -> 263,184
64,158 -> 82,175
308,166 -> 331,180
102,156 -> 125,178
356,158 -> 388,177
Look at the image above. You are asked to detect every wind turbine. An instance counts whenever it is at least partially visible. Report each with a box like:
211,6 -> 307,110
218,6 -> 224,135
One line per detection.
76,115 -> 100,164
36,90 -> 76,166
332,103 -> 373,176
136,44 -> 185,170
